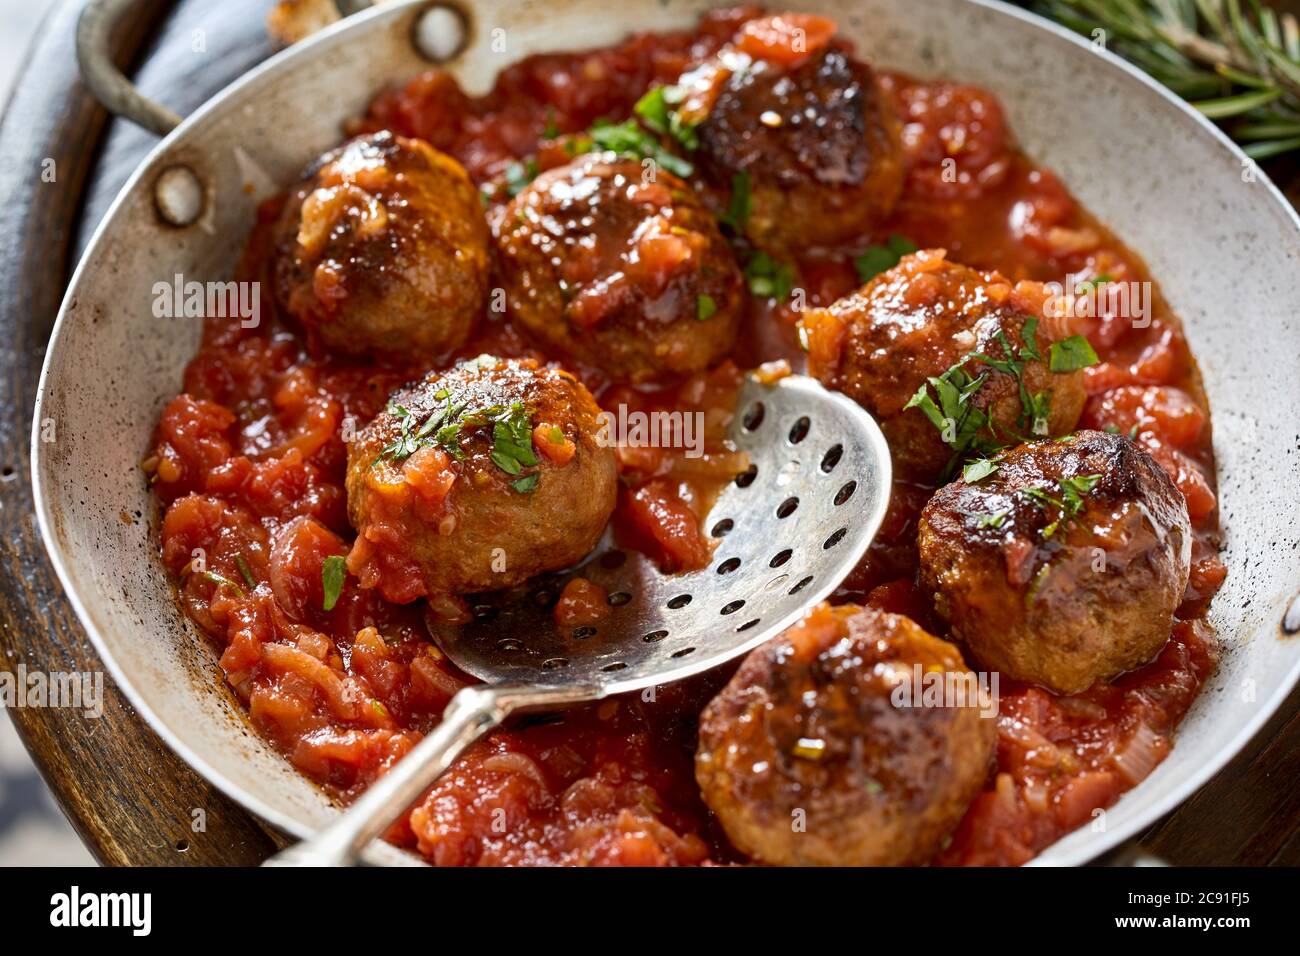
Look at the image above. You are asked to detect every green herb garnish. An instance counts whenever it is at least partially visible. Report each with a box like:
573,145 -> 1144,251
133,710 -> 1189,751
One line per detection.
962,458 -> 1000,483
634,85 -> 699,151
1048,335 -> 1100,373
586,118 -> 694,178
744,251 -> 795,300
511,473 -> 540,494
1022,473 -> 1102,539
321,555 -> 346,612
962,508 -> 1010,530
372,387 -> 542,493
723,170 -> 751,232
234,553 -> 257,591
853,235 -> 918,283
504,159 -> 539,197
696,293 -> 717,321
903,356 -> 997,481
971,327 -> 1053,437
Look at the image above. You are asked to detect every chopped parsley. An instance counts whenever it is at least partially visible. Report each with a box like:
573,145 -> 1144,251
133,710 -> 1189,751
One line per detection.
1048,335 -> 1101,373
961,508 -> 1010,530
696,293 -> 717,321
633,85 -> 699,152
962,458 -> 1000,483
321,555 -> 346,612
902,356 -> 997,481
905,319 -> 1098,480
586,118 -> 694,178
372,388 -> 542,494
744,251 -> 795,300
503,159 -> 539,197
970,322 -> 1052,438
1023,473 -> 1102,539
722,171 -> 751,233
853,235 -> 918,283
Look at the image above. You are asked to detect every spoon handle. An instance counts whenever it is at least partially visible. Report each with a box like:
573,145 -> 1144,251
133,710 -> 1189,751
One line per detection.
264,682 -> 602,866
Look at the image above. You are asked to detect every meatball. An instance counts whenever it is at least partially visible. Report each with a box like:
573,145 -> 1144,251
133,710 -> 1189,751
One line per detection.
492,152 -> 744,384
274,130 -> 489,361
917,430 -> 1192,694
688,43 -> 903,251
345,356 -> 617,602
801,249 -> 1088,481
696,603 -> 995,866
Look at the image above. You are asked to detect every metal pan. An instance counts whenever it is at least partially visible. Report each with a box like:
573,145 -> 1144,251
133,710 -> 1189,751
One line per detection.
32,0 -> 1300,865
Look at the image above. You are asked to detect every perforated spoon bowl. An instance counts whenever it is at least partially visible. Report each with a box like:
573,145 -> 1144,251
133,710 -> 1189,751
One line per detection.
267,373 -> 891,865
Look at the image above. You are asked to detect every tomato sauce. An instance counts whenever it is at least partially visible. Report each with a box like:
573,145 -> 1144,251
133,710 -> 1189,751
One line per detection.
147,7 -> 1224,865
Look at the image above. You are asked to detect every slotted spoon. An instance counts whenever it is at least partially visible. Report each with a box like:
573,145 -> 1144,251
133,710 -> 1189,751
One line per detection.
267,373 -> 891,865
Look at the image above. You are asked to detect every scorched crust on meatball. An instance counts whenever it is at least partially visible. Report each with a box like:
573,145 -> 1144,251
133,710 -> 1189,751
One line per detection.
345,356 -> 617,602
696,603 -> 994,866
917,430 -> 1192,695
800,249 -> 1088,482
680,18 -> 904,252
491,152 -> 744,385
273,130 -> 490,361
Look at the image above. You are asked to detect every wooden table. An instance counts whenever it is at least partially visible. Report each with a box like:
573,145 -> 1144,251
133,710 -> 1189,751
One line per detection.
1,0 -> 1298,866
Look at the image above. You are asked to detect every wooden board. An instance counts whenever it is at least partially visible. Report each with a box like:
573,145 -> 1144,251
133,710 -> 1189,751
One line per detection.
0,0 -> 1297,866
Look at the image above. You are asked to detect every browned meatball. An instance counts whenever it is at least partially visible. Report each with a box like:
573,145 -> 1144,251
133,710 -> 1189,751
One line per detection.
696,603 -> 995,866
687,45 -> 903,252
917,430 -> 1192,695
492,153 -> 744,384
274,131 -> 489,361
801,249 -> 1088,481
345,356 -> 617,602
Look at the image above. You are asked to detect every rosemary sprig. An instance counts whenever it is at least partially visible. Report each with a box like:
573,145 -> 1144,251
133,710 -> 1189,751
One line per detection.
1032,0 -> 1300,159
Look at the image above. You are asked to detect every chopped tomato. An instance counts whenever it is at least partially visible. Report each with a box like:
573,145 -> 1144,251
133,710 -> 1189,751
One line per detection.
267,515 -> 348,623
554,578 -> 610,628
1082,385 -> 1206,449
617,479 -> 711,572
402,445 -> 456,509
145,395 -> 235,500
533,422 -> 576,466
736,13 -> 837,64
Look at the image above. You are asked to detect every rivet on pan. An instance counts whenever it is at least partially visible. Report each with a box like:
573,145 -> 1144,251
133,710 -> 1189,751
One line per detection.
413,3 -> 469,63
1283,592 -> 1300,634
153,165 -> 204,227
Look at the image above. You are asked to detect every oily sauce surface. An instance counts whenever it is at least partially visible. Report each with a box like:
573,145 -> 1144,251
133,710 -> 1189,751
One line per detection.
148,8 -> 1224,866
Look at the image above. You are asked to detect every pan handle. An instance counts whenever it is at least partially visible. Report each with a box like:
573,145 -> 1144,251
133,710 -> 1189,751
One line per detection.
76,0 -> 182,136
75,0 -> 376,136
262,682 -> 600,866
